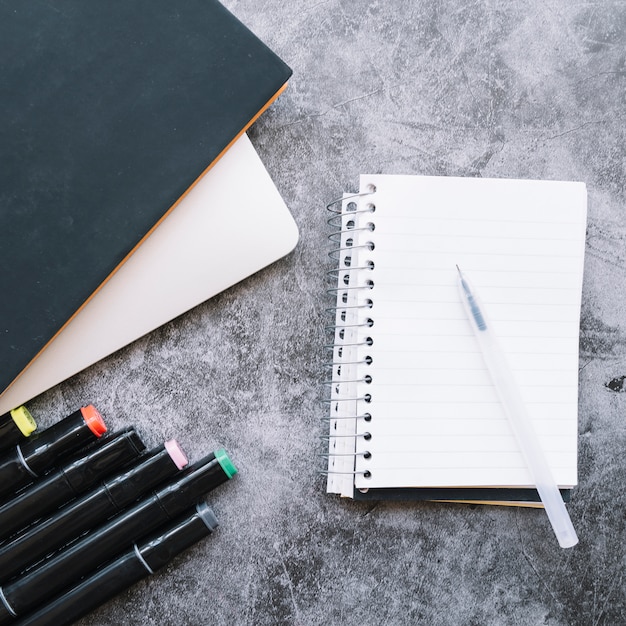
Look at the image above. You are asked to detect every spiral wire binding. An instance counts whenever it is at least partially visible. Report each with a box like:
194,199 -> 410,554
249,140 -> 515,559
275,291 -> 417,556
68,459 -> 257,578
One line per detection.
323,186 -> 377,488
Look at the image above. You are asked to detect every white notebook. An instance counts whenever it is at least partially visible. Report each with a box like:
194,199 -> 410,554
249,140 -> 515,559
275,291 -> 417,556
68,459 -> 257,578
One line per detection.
326,175 -> 587,500
0,134 -> 298,414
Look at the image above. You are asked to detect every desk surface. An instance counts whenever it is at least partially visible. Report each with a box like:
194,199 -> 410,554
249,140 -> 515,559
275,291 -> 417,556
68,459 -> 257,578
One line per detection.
25,1 -> 626,624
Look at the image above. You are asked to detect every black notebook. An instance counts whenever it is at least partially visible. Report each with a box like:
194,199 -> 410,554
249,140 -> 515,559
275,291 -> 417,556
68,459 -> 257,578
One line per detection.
0,0 -> 291,393
325,175 -> 587,504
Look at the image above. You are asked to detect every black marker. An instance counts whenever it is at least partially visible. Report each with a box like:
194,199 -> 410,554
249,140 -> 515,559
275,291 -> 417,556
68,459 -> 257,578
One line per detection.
0,428 -> 146,542
13,503 -> 218,626
0,406 -> 107,500
0,440 -> 188,584
0,408 -> 37,454
0,450 -> 236,621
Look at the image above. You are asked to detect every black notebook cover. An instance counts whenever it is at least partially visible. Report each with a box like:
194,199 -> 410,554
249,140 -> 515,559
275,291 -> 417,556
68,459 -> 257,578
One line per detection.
0,0 -> 291,394
352,486 -> 571,504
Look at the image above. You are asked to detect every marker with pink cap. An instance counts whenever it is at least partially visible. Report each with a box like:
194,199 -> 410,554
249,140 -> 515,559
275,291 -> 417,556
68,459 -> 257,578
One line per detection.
0,439 -> 189,584
0,405 -> 107,500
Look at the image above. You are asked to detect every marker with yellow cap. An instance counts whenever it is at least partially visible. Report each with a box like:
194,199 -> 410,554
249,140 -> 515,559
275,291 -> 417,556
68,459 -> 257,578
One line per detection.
0,407 -> 37,454
0,405 -> 107,500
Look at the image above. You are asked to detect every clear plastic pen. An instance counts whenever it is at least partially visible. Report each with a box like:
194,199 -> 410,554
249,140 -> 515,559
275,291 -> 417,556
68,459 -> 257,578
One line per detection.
456,266 -> 578,548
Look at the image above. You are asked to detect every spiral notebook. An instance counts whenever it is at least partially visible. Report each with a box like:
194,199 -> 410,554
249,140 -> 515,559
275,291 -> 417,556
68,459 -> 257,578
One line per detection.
326,175 -> 587,503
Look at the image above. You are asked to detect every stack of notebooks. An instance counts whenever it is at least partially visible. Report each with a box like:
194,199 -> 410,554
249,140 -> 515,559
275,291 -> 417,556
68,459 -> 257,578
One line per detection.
325,175 -> 587,505
0,1 -> 299,413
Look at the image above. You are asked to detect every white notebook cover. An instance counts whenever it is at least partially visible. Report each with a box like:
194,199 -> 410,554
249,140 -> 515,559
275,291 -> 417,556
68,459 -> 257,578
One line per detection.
0,134 -> 298,413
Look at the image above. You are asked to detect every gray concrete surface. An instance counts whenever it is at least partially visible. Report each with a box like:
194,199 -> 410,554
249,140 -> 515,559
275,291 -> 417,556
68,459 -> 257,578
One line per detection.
23,1 -> 626,624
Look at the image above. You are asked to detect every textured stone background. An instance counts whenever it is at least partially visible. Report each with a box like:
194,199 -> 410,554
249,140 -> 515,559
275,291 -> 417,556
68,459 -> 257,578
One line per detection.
21,1 -> 626,624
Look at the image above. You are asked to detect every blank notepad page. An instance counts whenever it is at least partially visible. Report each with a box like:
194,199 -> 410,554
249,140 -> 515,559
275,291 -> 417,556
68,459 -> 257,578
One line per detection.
339,175 -> 587,493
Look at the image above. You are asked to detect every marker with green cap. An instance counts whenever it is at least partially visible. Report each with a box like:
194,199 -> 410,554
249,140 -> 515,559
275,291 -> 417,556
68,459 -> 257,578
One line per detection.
0,407 -> 37,454
0,449 -> 237,621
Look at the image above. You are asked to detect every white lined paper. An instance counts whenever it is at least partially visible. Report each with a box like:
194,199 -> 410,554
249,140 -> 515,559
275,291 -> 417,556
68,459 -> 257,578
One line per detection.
326,175 -> 586,493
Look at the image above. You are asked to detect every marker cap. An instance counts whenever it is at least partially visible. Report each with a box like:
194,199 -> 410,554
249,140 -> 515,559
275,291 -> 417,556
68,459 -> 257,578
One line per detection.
80,405 -> 107,437
215,448 -> 237,479
164,439 -> 189,470
10,406 -> 37,437
15,406 -> 109,479
140,502 -> 219,572
196,501 -> 219,532
0,407 -> 37,454
156,450 -> 237,520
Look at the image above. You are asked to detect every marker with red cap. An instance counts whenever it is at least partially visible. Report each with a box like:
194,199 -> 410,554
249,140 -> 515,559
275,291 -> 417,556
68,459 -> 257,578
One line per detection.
0,428 -> 146,543
14,503 -> 218,626
0,406 -> 107,500
0,440 -> 188,584
0,449 -> 236,622
0,408 -> 37,454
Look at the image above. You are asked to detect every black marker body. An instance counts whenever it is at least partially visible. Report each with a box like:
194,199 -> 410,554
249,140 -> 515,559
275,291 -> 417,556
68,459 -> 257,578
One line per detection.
0,407 -> 107,500
0,428 -> 145,542
14,503 -> 218,626
0,451 -> 234,620
0,443 -> 184,584
0,409 -> 36,454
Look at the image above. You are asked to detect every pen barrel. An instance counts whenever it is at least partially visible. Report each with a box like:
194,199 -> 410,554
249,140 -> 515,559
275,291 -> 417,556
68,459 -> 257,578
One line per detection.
0,429 -> 145,542
2,496 -> 169,614
0,408 -> 36,454
14,504 -> 218,626
0,443 -> 184,583
0,451 -> 234,615
458,270 -> 578,548
490,352 -> 578,548
476,332 -> 557,481
534,477 -> 579,548
474,326 -> 578,548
